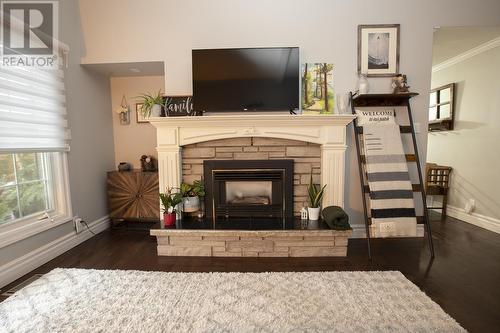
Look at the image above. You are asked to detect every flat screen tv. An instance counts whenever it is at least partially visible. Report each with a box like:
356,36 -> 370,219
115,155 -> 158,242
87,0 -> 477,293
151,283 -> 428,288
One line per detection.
192,47 -> 299,112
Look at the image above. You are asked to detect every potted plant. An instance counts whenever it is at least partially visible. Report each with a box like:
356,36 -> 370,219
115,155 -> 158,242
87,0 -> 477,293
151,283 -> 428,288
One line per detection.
159,187 -> 182,227
137,90 -> 163,118
180,180 -> 205,213
307,173 -> 327,221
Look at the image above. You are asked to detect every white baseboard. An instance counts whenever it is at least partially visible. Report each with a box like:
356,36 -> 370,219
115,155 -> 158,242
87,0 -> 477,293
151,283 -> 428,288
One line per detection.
0,216 -> 110,289
446,205 -> 500,234
350,223 -> 424,238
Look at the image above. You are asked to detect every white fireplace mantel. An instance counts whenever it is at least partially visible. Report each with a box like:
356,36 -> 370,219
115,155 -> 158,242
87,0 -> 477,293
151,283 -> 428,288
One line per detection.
150,114 -> 356,207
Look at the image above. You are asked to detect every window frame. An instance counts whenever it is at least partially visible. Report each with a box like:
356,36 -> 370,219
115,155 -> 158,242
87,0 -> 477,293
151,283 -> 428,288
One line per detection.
428,83 -> 455,131
0,152 -> 72,249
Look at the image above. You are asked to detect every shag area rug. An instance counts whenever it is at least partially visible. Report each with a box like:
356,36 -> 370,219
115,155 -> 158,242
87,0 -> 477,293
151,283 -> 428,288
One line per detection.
0,268 -> 465,332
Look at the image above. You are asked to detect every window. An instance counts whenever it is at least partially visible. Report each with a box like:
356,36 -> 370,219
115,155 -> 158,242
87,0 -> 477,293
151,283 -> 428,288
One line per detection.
0,63 -> 71,246
429,83 -> 455,131
0,152 -> 54,224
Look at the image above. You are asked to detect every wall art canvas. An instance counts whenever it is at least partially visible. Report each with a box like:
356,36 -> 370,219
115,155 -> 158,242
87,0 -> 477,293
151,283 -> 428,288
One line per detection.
358,24 -> 400,77
301,63 -> 334,115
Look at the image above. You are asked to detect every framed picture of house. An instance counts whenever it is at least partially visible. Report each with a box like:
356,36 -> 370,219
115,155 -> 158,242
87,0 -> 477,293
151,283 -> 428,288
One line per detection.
358,24 -> 400,77
136,103 -> 149,123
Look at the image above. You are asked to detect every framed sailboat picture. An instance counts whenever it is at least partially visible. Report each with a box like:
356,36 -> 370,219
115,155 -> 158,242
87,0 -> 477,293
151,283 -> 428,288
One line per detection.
358,24 -> 400,77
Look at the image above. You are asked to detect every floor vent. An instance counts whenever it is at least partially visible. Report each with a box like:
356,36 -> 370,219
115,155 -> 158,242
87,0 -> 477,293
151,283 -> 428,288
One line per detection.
1,274 -> 44,297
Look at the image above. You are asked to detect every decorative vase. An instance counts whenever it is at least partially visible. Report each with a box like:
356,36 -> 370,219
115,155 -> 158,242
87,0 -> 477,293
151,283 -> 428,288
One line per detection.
357,74 -> 369,94
117,162 -> 131,172
336,93 -> 350,114
307,207 -> 321,221
164,212 -> 176,227
183,196 -> 200,213
151,104 -> 162,117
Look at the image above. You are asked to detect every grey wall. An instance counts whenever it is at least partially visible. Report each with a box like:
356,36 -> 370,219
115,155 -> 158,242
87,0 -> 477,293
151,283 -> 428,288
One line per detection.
78,0 -> 500,225
0,0 -> 115,272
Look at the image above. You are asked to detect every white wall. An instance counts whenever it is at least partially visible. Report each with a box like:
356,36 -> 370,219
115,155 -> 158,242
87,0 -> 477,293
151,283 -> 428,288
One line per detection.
0,0 -> 115,287
110,76 -> 164,168
428,45 -> 500,225
77,0 -> 500,225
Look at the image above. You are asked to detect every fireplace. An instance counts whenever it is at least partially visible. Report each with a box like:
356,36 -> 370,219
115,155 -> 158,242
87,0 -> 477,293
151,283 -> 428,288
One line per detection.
204,160 -> 294,229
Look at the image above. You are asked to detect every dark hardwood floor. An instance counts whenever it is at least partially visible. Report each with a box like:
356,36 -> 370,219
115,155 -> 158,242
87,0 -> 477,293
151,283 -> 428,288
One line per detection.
2,215 -> 500,333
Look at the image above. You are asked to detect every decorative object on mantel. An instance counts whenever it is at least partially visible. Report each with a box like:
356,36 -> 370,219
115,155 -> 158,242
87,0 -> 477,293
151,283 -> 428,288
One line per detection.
357,73 -> 370,94
115,95 -> 130,125
321,206 -> 351,230
307,173 -> 326,221
137,90 -> 163,118
180,180 -> 205,213
301,63 -> 335,115
336,92 -> 350,114
159,187 -> 183,227
140,155 -> 156,172
391,74 -> 410,93
164,95 -> 200,116
117,162 -> 132,172
358,24 -> 400,77
135,103 -> 148,123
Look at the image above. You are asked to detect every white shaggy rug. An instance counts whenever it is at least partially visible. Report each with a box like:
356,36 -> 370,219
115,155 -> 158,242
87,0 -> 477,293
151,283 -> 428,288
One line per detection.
0,268 -> 465,333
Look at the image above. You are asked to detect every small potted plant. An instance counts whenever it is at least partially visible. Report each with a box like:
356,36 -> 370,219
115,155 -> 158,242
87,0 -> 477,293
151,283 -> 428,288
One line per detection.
180,180 -> 205,213
307,173 -> 327,221
137,90 -> 164,118
159,187 -> 182,227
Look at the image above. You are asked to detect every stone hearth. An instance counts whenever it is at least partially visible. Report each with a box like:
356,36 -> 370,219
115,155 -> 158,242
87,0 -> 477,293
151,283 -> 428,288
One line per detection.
150,229 -> 352,257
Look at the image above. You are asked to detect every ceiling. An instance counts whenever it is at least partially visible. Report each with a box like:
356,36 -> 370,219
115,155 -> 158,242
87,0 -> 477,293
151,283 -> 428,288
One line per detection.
432,26 -> 500,66
82,61 -> 165,77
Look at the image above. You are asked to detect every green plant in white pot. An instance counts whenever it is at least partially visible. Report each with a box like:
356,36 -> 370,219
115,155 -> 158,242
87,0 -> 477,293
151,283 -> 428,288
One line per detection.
307,173 -> 326,221
137,90 -> 163,118
180,180 -> 205,213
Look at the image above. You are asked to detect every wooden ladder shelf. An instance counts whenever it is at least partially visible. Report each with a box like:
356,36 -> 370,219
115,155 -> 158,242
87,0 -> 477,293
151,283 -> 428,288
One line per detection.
350,92 -> 435,259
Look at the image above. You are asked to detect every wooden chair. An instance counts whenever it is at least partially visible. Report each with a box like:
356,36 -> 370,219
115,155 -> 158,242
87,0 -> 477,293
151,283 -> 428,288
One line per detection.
425,163 -> 452,220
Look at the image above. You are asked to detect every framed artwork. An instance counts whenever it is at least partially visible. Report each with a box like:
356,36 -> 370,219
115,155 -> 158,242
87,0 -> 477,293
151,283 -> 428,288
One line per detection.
163,96 -> 200,117
136,103 -> 149,123
301,63 -> 334,115
358,24 -> 400,77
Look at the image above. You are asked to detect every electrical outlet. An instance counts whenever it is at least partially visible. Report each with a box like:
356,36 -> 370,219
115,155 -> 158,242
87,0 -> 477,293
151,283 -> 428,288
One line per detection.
74,216 -> 83,234
379,222 -> 396,234
465,199 -> 475,214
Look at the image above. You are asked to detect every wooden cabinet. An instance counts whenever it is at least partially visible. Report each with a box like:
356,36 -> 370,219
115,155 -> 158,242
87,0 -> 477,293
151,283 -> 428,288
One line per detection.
107,170 -> 160,223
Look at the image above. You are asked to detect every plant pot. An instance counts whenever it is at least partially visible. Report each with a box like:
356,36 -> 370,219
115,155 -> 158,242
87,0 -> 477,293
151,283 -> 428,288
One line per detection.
151,104 -> 162,117
183,196 -> 200,212
307,207 -> 321,221
164,212 -> 176,227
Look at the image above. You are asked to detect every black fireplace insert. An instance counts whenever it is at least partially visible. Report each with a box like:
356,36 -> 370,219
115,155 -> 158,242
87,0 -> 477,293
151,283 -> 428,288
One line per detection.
204,160 -> 294,229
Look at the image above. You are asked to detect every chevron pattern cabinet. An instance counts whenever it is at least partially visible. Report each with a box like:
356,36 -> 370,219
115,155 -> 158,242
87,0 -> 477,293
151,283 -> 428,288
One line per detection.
107,170 -> 160,224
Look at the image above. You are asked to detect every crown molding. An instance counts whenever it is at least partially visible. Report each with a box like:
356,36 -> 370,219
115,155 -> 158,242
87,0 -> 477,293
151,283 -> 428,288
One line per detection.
432,36 -> 500,73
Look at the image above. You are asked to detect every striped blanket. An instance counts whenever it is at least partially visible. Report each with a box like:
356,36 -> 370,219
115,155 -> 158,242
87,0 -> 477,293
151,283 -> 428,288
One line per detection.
363,124 -> 417,236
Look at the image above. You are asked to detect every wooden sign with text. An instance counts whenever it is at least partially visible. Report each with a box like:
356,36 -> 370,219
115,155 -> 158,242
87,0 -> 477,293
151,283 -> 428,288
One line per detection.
163,96 -> 200,117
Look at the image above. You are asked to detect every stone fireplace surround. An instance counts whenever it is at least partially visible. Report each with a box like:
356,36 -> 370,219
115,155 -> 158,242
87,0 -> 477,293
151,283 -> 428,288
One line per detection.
149,114 -> 357,257
150,114 -> 356,210
183,137 -> 320,215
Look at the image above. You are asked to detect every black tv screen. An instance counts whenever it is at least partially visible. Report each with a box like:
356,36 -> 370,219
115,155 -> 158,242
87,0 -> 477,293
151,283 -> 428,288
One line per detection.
192,47 -> 299,112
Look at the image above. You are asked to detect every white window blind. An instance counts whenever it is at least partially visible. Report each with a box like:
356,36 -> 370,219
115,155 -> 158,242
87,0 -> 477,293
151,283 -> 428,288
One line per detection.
0,65 -> 69,152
